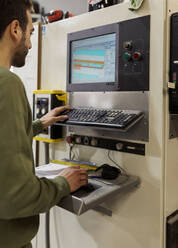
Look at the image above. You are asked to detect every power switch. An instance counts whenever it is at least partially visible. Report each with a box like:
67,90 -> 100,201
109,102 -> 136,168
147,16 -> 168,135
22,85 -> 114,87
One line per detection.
116,143 -> 124,151
75,136 -> 82,144
123,41 -> 132,50
91,138 -> 98,147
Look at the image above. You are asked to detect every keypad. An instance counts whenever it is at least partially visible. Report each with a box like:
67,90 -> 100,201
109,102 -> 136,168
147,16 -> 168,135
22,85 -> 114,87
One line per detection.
58,108 -> 143,130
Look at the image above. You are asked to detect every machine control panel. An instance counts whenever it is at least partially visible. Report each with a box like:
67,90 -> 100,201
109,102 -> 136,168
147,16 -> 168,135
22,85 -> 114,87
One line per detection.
33,91 -> 67,142
67,15 -> 150,92
118,15 -> 150,91
68,135 -> 145,156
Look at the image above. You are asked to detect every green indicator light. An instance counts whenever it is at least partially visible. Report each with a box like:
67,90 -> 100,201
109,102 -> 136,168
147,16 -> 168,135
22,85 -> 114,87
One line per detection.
123,53 -> 131,61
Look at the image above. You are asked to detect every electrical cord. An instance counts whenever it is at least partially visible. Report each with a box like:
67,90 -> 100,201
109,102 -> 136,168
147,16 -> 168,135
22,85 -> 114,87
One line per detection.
107,150 -> 128,177
69,145 -> 72,160
69,144 -> 76,160
69,143 -> 78,161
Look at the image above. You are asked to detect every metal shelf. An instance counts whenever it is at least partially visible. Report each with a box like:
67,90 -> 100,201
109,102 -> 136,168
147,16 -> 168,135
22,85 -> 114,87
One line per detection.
57,175 -> 140,216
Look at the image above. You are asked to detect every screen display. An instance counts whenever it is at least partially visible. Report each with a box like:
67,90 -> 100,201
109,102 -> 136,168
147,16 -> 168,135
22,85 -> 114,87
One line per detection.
70,33 -> 116,84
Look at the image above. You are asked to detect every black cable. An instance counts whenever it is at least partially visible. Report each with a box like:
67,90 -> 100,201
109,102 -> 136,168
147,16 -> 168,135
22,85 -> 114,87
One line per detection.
107,150 -> 128,176
69,144 -> 76,160
69,145 -> 72,160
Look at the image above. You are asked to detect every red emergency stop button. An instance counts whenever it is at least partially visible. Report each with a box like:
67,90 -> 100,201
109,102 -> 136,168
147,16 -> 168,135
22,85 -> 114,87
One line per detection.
132,52 -> 142,61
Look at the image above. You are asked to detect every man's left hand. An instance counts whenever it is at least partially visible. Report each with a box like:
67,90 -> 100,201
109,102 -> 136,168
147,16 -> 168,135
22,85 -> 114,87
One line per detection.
40,105 -> 72,128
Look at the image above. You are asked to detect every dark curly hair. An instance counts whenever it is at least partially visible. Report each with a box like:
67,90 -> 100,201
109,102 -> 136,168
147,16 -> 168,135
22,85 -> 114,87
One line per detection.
0,0 -> 33,39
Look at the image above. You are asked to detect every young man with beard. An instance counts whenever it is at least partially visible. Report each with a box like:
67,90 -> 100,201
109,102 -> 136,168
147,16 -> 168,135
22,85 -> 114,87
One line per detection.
0,1 -> 88,247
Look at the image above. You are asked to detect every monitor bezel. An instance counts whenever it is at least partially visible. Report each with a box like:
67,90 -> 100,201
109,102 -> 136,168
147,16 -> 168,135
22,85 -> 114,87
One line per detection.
67,23 -> 119,92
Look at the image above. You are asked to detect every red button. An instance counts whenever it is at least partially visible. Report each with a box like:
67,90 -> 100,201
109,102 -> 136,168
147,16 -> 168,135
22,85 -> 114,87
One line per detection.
133,52 -> 142,61
66,136 -> 73,144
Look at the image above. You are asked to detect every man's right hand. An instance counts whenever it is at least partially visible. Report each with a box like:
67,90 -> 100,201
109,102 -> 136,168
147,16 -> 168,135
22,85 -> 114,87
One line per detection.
59,166 -> 88,192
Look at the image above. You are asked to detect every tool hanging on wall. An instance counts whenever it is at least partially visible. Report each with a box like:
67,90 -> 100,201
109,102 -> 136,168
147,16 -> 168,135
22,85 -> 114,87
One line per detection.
44,10 -> 73,23
129,0 -> 144,11
88,0 -> 124,11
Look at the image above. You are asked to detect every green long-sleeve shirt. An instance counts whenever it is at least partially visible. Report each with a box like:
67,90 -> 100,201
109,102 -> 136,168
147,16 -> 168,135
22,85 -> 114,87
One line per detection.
0,66 -> 70,248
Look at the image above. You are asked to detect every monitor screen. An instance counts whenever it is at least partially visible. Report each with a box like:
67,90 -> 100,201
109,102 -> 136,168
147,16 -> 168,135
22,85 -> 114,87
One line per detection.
70,33 -> 116,84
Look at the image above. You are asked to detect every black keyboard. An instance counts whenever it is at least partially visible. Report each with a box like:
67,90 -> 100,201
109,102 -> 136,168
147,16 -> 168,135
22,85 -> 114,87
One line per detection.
57,108 -> 144,131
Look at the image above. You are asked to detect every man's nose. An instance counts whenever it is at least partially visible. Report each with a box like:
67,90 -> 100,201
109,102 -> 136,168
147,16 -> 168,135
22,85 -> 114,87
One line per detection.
29,40 -> 32,50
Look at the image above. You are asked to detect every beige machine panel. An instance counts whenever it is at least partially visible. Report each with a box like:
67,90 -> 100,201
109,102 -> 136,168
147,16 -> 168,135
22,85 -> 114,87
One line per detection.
35,1 -> 178,248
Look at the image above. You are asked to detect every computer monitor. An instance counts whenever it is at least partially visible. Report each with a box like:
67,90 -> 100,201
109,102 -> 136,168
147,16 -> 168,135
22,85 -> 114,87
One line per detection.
66,16 -> 150,92
67,23 -> 119,92
71,33 -> 116,85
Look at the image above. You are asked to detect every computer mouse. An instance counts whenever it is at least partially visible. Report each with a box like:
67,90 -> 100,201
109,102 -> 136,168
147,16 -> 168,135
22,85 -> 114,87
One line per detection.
96,164 -> 121,180
80,183 -> 95,193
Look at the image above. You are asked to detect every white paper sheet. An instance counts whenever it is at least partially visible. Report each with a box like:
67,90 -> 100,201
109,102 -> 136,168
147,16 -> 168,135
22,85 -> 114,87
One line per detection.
35,163 -> 69,179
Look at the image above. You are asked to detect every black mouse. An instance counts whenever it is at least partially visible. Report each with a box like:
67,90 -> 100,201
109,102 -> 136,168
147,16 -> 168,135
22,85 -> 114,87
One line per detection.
80,183 -> 95,193
96,164 -> 121,180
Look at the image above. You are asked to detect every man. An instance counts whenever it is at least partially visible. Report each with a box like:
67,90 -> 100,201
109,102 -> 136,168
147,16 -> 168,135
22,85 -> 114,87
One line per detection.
0,1 -> 88,247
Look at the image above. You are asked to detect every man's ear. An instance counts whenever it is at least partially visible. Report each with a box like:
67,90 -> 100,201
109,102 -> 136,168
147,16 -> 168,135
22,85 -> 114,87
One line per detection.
10,20 -> 22,41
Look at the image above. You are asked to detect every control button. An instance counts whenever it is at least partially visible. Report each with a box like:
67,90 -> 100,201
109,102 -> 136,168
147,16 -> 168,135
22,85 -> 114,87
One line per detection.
123,41 -> 132,50
36,107 -> 40,115
75,136 -> 82,144
116,143 -> 124,151
41,108 -> 46,115
132,52 -> 142,61
123,53 -> 132,61
83,136 -> 90,145
91,138 -> 98,147
40,99 -> 48,105
37,100 -> 41,105
66,136 -> 73,144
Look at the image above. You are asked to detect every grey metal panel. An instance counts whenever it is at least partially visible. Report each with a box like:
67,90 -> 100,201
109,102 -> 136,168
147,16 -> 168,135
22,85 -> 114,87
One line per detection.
118,15 -> 150,91
57,175 -> 140,216
68,91 -> 149,142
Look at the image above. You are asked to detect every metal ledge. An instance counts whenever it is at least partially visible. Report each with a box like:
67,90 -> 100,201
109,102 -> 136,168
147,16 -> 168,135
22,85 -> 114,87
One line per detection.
57,175 -> 140,216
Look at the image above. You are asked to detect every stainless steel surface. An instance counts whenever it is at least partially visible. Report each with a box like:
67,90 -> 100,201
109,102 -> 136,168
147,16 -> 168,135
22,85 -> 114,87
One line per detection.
57,175 -> 140,216
68,92 -> 149,142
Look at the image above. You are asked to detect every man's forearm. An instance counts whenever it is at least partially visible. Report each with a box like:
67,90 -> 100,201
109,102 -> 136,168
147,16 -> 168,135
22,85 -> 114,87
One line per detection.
32,119 -> 43,137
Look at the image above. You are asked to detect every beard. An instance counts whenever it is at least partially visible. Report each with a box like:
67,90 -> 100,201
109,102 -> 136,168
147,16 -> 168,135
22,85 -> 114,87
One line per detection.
11,34 -> 28,68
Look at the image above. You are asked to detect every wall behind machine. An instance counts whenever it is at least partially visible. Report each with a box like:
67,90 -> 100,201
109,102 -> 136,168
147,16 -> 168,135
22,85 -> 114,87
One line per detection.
36,0 -> 88,15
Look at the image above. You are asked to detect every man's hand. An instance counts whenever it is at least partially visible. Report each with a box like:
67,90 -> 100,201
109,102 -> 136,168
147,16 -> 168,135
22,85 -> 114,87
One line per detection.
59,166 -> 88,192
40,105 -> 72,128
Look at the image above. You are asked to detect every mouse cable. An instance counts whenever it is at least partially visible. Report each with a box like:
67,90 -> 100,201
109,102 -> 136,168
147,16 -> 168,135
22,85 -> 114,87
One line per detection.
69,143 -> 75,160
107,150 -> 128,177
